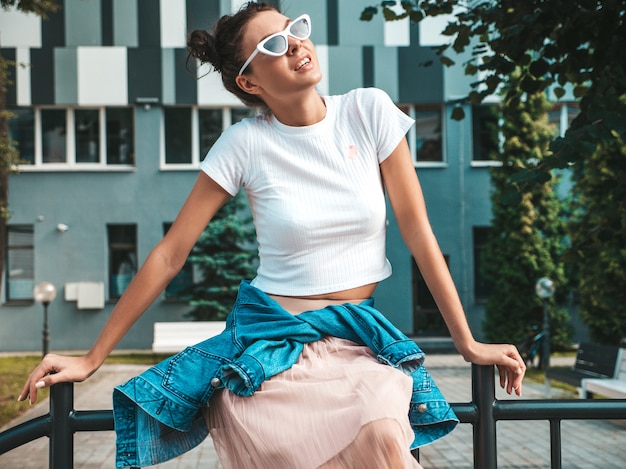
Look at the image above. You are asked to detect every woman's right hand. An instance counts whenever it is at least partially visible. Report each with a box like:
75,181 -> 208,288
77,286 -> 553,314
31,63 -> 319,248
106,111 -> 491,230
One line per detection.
18,354 -> 100,404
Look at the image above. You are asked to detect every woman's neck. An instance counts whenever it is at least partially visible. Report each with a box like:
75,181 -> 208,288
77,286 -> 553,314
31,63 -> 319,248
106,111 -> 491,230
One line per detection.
268,90 -> 326,127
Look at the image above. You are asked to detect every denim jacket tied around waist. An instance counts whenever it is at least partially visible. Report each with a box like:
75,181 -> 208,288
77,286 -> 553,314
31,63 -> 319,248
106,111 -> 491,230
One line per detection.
112,281 -> 458,468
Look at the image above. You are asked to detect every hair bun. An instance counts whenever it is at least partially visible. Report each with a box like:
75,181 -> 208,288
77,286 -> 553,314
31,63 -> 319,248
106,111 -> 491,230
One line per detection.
187,29 -> 222,71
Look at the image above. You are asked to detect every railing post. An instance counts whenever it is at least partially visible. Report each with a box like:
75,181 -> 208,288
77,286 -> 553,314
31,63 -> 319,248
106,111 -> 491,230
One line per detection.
472,364 -> 497,469
50,382 -> 75,469
549,419 -> 562,469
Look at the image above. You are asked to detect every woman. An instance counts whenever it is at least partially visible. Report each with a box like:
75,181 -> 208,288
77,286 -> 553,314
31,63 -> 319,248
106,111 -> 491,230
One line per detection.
20,3 -> 526,468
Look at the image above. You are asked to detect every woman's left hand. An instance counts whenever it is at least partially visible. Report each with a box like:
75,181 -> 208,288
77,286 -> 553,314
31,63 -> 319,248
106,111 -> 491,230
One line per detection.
462,342 -> 526,396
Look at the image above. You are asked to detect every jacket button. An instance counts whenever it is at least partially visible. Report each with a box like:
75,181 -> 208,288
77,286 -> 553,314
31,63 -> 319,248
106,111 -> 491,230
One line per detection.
417,403 -> 428,413
210,377 -> 221,388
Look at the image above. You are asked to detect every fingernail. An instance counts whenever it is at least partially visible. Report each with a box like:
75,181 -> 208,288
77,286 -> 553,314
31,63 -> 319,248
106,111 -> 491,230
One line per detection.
35,381 -> 45,389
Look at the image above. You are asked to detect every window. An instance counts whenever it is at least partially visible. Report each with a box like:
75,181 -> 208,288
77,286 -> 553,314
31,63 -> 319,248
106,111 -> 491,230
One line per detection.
163,107 -> 256,167
549,102 -> 580,138
472,104 -> 501,162
399,104 -> 445,164
164,107 -> 192,165
163,222 -> 198,300
107,224 -> 137,299
13,107 -> 134,168
231,108 -> 255,124
41,109 -> 67,163
473,226 -> 493,303
412,256 -> 450,337
5,225 -> 34,302
198,109 -> 223,158
75,109 -> 100,163
7,108 -> 35,164
106,107 -> 135,165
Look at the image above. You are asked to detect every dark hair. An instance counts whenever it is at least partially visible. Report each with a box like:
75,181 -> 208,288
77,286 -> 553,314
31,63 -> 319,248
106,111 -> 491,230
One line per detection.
187,2 -> 279,109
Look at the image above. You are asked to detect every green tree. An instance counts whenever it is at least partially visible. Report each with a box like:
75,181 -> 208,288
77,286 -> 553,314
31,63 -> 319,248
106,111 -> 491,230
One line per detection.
361,1 -> 626,179
185,192 -> 257,321
363,1 -> 626,345
0,0 -> 60,295
482,77 -> 570,352
567,128 -> 626,345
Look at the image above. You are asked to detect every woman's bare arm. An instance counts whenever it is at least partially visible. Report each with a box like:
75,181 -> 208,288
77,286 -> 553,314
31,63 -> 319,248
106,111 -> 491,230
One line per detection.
19,173 -> 231,403
380,138 -> 526,395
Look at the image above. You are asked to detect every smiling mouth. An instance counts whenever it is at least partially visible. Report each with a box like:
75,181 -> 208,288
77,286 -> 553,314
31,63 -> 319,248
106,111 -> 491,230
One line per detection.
296,58 -> 311,70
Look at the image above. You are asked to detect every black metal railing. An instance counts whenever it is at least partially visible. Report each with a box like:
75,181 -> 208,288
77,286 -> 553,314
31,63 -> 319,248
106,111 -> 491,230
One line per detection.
2,364 -> 626,468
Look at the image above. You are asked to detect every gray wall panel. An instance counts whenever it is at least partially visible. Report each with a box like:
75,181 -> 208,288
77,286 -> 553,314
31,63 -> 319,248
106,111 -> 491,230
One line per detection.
161,48 -> 176,104
175,48 -> 197,104
137,0 -> 161,46
186,0 -> 220,32
113,0 -> 139,47
373,46 -> 399,101
328,46 -> 363,95
127,47 -> 162,104
101,0 -> 114,46
338,0 -> 384,46
65,0 -> 102,46
29,48 -> 55,105
54,48 -> 78,104
398,27 -> 443,104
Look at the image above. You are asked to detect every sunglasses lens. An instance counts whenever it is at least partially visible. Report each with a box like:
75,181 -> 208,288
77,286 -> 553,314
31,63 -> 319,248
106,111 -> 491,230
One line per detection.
263,34 -> 288,54
290,17 -> 310,39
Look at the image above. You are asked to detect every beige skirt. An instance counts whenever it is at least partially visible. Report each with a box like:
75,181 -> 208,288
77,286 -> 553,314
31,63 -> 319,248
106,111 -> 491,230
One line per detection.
204,337 -> 422,469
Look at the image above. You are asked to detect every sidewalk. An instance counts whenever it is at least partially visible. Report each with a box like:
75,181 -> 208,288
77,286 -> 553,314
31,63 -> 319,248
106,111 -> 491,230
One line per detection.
1,354 -> 624,468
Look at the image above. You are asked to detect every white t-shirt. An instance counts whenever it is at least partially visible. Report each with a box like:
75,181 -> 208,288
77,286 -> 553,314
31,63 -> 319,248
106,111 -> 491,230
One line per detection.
200,87 -> 415,296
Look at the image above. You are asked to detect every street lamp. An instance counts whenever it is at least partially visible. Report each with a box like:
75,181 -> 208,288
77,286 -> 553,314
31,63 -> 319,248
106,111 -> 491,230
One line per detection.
34,281 -> 57,357
535,277 -> 555,371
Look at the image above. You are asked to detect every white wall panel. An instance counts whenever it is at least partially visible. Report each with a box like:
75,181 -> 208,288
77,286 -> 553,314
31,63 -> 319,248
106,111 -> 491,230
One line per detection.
0,7 -> 41,48
419,13 -> 455,47
77,47 -> 128,105
197,63 -> 241,106
160,0 -> 187,47
385,19 -> 410,47
16,48 -> 32,105
230,0 -> 249,14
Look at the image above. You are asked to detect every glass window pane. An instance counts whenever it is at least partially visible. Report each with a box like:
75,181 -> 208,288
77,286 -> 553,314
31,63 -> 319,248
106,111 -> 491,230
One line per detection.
7,108 -> 35,164
472,105 -> 500,161
107,225 -> 137,298
415,109 -> 442,162
107,107 -> 135,165
566,103 -> 580,128
198,109 -> 222,157
75,109 -> 100,163
41,109 -> 67,163
163,223 -> 194,300
412,256 -> 450,337
473,226 -> 493,302
231,108 -> 255,124
6,225 -> 34,301
548,106 -> 563,137
164,107 -> 191,164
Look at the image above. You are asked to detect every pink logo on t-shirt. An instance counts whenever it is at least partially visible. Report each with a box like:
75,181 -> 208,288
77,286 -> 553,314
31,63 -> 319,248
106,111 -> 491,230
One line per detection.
345,144 -> 358,160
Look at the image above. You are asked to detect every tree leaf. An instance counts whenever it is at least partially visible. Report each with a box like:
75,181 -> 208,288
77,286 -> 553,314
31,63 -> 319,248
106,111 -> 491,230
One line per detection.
451,106 -> 466,121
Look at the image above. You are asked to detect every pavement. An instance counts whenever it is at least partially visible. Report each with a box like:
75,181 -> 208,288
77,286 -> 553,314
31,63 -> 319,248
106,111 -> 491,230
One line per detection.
1,354 -> 625,468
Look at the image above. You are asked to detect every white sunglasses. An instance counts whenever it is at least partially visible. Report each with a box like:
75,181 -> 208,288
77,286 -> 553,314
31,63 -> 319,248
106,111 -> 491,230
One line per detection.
238,14 -> 312,76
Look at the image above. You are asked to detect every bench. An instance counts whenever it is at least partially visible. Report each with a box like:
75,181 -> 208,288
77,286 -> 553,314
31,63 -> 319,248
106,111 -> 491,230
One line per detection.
582,348 -> 626,399
545,342 -> 620,397
152,321 -> 226,353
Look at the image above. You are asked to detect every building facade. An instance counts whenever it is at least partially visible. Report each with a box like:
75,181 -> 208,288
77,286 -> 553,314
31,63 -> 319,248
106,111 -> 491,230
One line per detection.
0,0 -> 573,352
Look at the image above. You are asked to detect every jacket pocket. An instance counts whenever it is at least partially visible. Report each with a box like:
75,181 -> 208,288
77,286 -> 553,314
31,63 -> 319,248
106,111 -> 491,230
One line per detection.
163,347 -> 229,406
